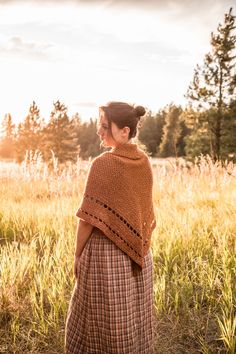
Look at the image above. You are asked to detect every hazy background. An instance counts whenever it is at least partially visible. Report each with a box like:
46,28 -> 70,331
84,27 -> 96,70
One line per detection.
0,0 -> 235,122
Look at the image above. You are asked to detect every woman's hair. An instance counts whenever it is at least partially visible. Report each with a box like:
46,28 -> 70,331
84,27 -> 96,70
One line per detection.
99,101 -> 146,140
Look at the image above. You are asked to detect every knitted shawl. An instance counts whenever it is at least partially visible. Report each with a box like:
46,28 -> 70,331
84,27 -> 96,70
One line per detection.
76,142 -> 156,268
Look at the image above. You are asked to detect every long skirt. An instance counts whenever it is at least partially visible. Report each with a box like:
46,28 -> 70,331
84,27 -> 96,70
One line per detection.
65,227 -> 156,354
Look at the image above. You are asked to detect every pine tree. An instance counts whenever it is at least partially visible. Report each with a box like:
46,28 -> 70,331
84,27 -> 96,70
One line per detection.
182,108 -> 216,158
0,113 -> 15,159
77,118 -> 102,159
186,8 -> 236,159
43,100 -> 79,163
222,99 -> 236,159
177,119 -> 190,156
15,101 -> 44,161
159,104 -> 183,157
138,110 -> 165,156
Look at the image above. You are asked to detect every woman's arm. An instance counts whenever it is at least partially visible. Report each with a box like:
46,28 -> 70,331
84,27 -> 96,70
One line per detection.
74,219 -> 94,257
74,219 -> 94,278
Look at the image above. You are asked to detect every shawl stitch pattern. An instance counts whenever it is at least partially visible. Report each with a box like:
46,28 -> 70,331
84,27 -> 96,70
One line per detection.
76,142 -> 156,268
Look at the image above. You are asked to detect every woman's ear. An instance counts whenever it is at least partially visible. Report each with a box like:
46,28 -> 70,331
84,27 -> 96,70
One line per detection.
122,126 -> 130,137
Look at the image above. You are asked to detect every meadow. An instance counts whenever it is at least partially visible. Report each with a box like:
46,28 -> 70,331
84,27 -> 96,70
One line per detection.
0,153 -> 235,354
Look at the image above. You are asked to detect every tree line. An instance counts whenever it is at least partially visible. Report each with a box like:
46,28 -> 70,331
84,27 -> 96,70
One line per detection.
0,101 -> 102,163
0,8 -> 235,163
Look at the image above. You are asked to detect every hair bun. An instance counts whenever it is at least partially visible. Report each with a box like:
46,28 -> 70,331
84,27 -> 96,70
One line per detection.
134,105 -> 146,118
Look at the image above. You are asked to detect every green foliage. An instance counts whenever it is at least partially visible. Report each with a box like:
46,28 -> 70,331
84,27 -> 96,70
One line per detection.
159,104 -> 183,157
0,102 -> 105,163
42,101 -> 79,163
177,119 -> 190,156
183,109 -> 214,158
184,127 -> 212,158
75,118 -> 104,159
184,102 -> 236,160
15,101 -> 44,162
186,8 -> 236,160
138,110 -> 165,156
221,100 -> 236,160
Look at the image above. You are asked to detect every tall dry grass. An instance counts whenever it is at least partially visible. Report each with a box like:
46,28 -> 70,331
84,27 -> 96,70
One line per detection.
0,152 -> 235,353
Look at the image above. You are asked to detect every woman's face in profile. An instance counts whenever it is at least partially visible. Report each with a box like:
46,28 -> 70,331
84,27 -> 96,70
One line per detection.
97,112 -> 125,148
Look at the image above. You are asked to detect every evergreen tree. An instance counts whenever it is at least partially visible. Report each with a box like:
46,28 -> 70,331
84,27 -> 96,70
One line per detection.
186,8 -> 236,159
182,108 -> 213,158
43,100 -> 79,163
159,104 -> 183,157
70,112 -> 82,153
0,113 -> 15,159
177,119 -> 190,156
138,110 -> 165,156
222,99 -> 236,159
71,112 -> 82,132
15,101 -> 44,161
77,118 -> 103,159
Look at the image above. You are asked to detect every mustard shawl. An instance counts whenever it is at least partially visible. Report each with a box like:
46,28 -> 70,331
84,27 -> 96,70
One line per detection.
76,142 -> 156,268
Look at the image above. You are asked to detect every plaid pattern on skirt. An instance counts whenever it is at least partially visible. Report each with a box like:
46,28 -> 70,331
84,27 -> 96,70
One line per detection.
65,227 -> 156,354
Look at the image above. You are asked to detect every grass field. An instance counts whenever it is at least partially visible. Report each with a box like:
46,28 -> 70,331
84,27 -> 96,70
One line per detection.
0,155 -> 235,353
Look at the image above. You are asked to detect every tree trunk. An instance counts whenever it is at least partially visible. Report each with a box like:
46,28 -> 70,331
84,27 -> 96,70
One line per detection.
215,66 -> 223,160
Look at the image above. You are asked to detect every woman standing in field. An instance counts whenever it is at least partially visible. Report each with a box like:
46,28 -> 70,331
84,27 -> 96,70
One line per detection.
65,102 -> 157,353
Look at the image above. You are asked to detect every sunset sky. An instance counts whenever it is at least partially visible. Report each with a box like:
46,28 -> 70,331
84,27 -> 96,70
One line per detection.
0,0 -> 235,123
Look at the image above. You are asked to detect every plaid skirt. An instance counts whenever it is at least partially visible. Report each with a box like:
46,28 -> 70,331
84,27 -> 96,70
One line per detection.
65,227 -> 155,354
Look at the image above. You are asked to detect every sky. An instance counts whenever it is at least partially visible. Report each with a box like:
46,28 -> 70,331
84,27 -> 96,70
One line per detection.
0,0 -> 235,123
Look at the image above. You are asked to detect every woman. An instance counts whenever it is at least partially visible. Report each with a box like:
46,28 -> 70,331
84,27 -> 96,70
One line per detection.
65,102 -> 156,354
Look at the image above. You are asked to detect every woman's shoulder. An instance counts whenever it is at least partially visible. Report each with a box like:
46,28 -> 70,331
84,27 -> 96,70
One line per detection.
90,148 -> 151,170
90,151 -> 114,169
93,151 -> 112,161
